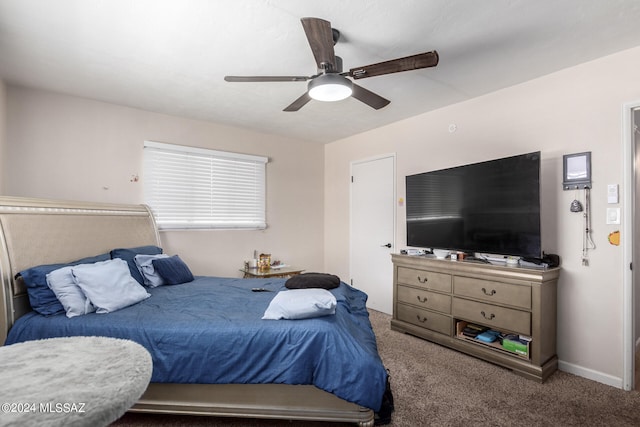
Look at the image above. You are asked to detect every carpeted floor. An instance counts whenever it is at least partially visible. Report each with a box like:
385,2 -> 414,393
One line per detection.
113,310 -> 640,426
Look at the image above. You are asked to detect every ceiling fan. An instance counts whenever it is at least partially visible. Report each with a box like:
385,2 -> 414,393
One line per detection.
224,17 -> 439,112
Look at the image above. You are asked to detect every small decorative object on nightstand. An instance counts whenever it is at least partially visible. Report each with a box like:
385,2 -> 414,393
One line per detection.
258,253 -> 271,272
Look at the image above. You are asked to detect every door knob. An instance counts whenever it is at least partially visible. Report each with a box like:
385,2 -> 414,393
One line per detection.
381,243 -> 392,248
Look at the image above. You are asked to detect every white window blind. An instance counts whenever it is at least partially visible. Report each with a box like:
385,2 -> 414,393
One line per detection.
143,141 -> 268,230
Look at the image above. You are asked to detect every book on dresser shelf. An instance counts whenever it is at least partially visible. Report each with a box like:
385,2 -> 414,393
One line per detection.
390,253 -> 560,383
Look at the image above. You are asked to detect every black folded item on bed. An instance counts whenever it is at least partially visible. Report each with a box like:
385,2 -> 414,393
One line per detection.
285,272 -> 340,289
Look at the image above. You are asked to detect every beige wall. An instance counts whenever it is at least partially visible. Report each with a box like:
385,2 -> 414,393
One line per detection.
0,78 -> 6,194
325,46 -> 640,385
4,86 -> 325,277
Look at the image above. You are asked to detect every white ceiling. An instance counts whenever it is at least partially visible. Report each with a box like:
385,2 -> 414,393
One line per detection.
2,0 -> 640,144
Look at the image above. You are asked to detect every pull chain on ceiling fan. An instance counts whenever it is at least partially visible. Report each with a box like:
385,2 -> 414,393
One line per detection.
224,17 -> 439,112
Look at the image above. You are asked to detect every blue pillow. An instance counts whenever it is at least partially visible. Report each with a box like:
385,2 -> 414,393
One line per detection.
46,266 -> 96,318
71,259 -> 151,313
18,253 -> 110,316
134,254 -> 170,288
110,245 -> 162,285
152,255 -> 194,285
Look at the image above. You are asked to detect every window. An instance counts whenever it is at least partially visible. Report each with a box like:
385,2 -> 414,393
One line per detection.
143,141 -> 268,230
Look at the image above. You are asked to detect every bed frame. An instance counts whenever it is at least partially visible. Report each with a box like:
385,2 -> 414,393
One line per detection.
0,196 -> 374,426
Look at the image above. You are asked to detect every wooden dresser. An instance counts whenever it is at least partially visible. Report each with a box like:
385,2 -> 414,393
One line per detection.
391,253 -> 560,382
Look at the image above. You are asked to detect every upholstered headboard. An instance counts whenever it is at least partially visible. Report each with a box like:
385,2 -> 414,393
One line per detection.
0,196 -> 160,344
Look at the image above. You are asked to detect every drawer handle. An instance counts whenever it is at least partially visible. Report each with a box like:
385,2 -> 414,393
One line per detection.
416,315 -> 428,323
417,276 -> 428,283
481,288 -> 496,296
416,295 -> 428,303
480,311 -> 495,320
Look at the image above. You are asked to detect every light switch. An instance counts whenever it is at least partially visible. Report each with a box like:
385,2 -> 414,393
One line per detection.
607,184 -> 619,204
606,207 -> 620,224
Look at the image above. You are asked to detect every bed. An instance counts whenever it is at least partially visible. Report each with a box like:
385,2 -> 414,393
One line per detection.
0,196 -> 387,426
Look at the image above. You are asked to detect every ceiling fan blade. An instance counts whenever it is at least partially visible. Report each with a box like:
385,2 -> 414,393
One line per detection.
351,84 -> 390,110
283,92 -> 312,112
225,76 -> 310,82
301,17 -> 337,71
348,50 -> 439,80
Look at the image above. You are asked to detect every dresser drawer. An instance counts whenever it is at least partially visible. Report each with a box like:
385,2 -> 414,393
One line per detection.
396,303 -> 452,335
452,298 -> 531,336
397,266 -> 452,292
397,285 -> 451,313
454,276 -> 531,309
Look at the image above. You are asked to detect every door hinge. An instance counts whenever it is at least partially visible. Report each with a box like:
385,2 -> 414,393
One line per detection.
631,262 -> 633,271
351,176 -> 354,183
350,279 -> 353,286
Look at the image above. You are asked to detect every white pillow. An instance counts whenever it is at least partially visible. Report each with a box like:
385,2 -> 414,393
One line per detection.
71,259 -> 150,314
134,253 -> 170,287
262,289 -> 337,320
46,265 -> 96,318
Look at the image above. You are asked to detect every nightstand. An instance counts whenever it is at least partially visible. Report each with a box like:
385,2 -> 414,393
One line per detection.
241,266 -> 304,279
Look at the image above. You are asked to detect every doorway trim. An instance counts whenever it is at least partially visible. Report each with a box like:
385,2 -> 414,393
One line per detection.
622,100 -> 638,391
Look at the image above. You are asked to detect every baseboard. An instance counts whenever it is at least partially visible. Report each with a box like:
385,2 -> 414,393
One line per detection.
558,360 -> 623,389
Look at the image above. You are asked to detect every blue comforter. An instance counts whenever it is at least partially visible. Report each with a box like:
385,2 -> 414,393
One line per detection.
6,277 -> 387,411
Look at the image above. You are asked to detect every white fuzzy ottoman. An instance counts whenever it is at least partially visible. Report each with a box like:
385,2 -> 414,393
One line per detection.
0,336 -> 152,427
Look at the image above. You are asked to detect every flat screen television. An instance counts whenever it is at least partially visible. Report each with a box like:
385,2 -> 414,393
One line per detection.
405,151 -> 541,259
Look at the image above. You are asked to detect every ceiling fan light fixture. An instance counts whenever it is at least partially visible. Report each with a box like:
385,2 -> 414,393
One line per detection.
308,73 -> 353,102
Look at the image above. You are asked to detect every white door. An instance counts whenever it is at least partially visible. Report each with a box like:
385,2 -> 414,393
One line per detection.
350,155 -> 395,314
